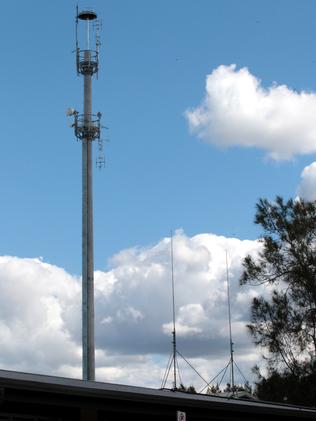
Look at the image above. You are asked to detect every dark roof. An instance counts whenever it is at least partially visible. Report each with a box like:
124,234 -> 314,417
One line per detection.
0,369 -> 315,419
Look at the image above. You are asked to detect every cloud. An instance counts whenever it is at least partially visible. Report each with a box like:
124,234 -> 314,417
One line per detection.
186,64 -> 316,160
0,256 -> 81,375
0,232 -> 264,390
297,161 -> 316,201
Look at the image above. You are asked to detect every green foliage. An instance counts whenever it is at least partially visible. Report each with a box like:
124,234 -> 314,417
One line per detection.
207,382 -> 253,395
175,383 -> 196,393
254,365 -> 316,406
208,383 -> 221,394
223,382 -> 253,393
241,197 -> 316,405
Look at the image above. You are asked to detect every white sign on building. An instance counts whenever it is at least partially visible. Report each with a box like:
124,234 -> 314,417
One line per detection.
177,411 -> 186,421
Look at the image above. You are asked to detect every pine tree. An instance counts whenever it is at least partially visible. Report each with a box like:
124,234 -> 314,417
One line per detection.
240,197 -> 316,405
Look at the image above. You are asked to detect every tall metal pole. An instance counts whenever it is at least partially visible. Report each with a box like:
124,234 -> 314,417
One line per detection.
72,9 -> 101,382
170,230 -> 177,390
82,50 -> 95,381
225,250 -> 235,392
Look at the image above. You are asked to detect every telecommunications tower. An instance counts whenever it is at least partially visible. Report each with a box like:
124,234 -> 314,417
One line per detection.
67,7 -> 103,381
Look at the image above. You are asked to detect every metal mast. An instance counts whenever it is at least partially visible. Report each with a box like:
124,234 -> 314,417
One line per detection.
69,7 -> 102,381
225,250 -> 235,392
170,230 -> 177,390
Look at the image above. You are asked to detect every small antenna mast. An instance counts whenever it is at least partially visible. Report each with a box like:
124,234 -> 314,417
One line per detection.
199,250 -> 249,394
226,250 -> 235,392
161,232 -> 216,391
171,229 -> 177,390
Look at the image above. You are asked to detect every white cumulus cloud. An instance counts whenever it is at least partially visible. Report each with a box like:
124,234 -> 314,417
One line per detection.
0,256 -> 81,375
0,232 -> 264,390
186,64 -> 316,160
297,161 -> 316,201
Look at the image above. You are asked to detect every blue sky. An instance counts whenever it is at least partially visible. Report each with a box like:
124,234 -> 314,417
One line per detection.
3,1 -> 316,389
1,0 -> 316,275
